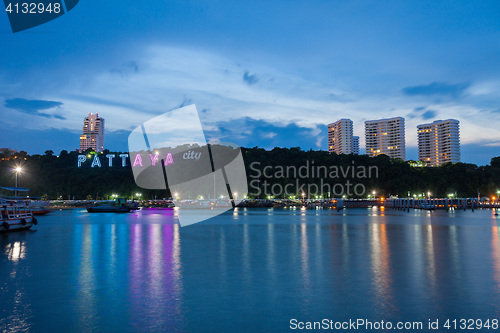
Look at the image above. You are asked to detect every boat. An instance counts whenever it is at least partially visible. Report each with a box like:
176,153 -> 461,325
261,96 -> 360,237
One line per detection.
86,205 -> 131,213
31,208 -> 52,215
86,198 -> 132,213
0,187 -> 38,231
176,199 -> 215,209
29,200 -> 53,215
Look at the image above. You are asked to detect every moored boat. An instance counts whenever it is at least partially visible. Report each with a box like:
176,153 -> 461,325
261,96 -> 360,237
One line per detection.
86,205 -> 131,213
86,198 -> 132,213
31,208 -> 52,215
0,187 -> 38,231
29,200 -> 53,215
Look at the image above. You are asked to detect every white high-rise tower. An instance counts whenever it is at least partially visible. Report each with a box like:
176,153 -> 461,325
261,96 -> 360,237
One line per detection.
79,113 -> 105,153
365,117 -> 406,160
417,119 -> 460,166
328,119 -> 354,154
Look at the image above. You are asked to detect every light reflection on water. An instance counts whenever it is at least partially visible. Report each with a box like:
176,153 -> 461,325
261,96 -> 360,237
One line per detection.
5,241 -> 26,263
0,208 -> 500,331
370,223 -> 395,317
492,224 -> 500,292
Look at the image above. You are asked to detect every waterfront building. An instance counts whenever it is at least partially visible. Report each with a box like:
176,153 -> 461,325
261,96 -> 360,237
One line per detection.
417,119 -> 460,166
0,148 -> 19,161
328,118 -> 354,154
365,117 -> 406,160
79,113 -> 105,153
0,148 -> 18,154
352,136 -> 360,155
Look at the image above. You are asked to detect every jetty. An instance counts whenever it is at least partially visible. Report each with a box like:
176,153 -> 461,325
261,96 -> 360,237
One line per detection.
387,197 -> 479,211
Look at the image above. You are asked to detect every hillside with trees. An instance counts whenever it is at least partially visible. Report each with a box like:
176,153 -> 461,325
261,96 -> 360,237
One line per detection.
0,147 -> 499,200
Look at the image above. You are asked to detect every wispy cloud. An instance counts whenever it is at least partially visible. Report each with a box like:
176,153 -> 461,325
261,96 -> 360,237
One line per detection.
5,98 -> 66,119
242,71 -> 258,86
205,117 -> 327,150
405,106 -> 437,120
402,81 -> 470,99
0,46 -> 499,155
109,61 -> 140,78
421,110 -> 437,120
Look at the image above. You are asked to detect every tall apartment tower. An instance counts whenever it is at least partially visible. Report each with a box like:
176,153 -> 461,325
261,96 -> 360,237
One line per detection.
352,136 -> 360,155
417,119 -> 460,166
79,113 -> 105,153
365,117 -> 406,160
328,119 -> 354,154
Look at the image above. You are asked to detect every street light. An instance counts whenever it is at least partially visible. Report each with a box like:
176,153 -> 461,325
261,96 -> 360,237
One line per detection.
14,166 -> 22,197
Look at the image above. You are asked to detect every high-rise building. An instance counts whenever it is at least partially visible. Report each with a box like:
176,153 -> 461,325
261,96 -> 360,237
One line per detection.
328,119 -> 354,154
352,136 -> 360,155
417,119 -> 460,166
79,113 -> 105,153
365,117 -> 406,160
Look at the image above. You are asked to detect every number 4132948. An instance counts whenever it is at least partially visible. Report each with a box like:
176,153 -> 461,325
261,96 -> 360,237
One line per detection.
5,2 -> 61,14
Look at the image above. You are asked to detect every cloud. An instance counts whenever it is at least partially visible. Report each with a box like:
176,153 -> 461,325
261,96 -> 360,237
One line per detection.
421,110 -> 437,119
5,98 -> 66,119
176,97 -> 193,109
1,45 -> 499,159
242,71 -> 258,85
110,61 -> 140,78
402,81 -> 470,99
205,117 -> 327,150
406,106 -> 437,120
262,132 -> 277,139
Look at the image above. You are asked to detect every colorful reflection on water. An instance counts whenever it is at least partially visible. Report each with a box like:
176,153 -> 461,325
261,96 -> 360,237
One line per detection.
0,208 -> 500,332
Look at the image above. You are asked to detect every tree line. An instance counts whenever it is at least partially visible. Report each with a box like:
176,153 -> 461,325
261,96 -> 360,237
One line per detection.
0,147 -> 499,199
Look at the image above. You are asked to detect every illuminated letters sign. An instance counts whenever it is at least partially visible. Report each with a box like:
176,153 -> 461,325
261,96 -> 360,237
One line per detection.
77,153 -> 174,168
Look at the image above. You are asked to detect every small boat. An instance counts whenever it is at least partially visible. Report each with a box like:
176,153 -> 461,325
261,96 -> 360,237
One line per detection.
31,208 -> 52,215
86,205 -> 131,213
0,187 -> 38,231
176,199 -> 215,209
30,200 -> 53,215
86,198 -> 132,213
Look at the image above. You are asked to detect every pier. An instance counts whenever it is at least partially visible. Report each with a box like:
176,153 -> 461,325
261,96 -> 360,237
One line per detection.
47,197 -> 499,213
386,198 -> 479,211
239,197 -> 494,212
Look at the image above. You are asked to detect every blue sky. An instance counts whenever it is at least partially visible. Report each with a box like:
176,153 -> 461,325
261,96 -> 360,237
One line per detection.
1,1 -> 500,165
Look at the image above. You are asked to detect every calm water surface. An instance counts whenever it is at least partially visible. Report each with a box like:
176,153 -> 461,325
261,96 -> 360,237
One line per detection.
1,207 -> 500,332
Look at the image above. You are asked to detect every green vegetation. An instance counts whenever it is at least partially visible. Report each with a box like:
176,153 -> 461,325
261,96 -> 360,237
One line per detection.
0,147 -> 499,199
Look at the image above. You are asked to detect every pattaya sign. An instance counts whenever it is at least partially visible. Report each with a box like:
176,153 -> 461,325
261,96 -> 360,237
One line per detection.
77,153 -> 174,167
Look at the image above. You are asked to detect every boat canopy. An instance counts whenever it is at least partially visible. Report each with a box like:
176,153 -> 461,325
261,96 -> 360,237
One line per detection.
0,186 -> 30,192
